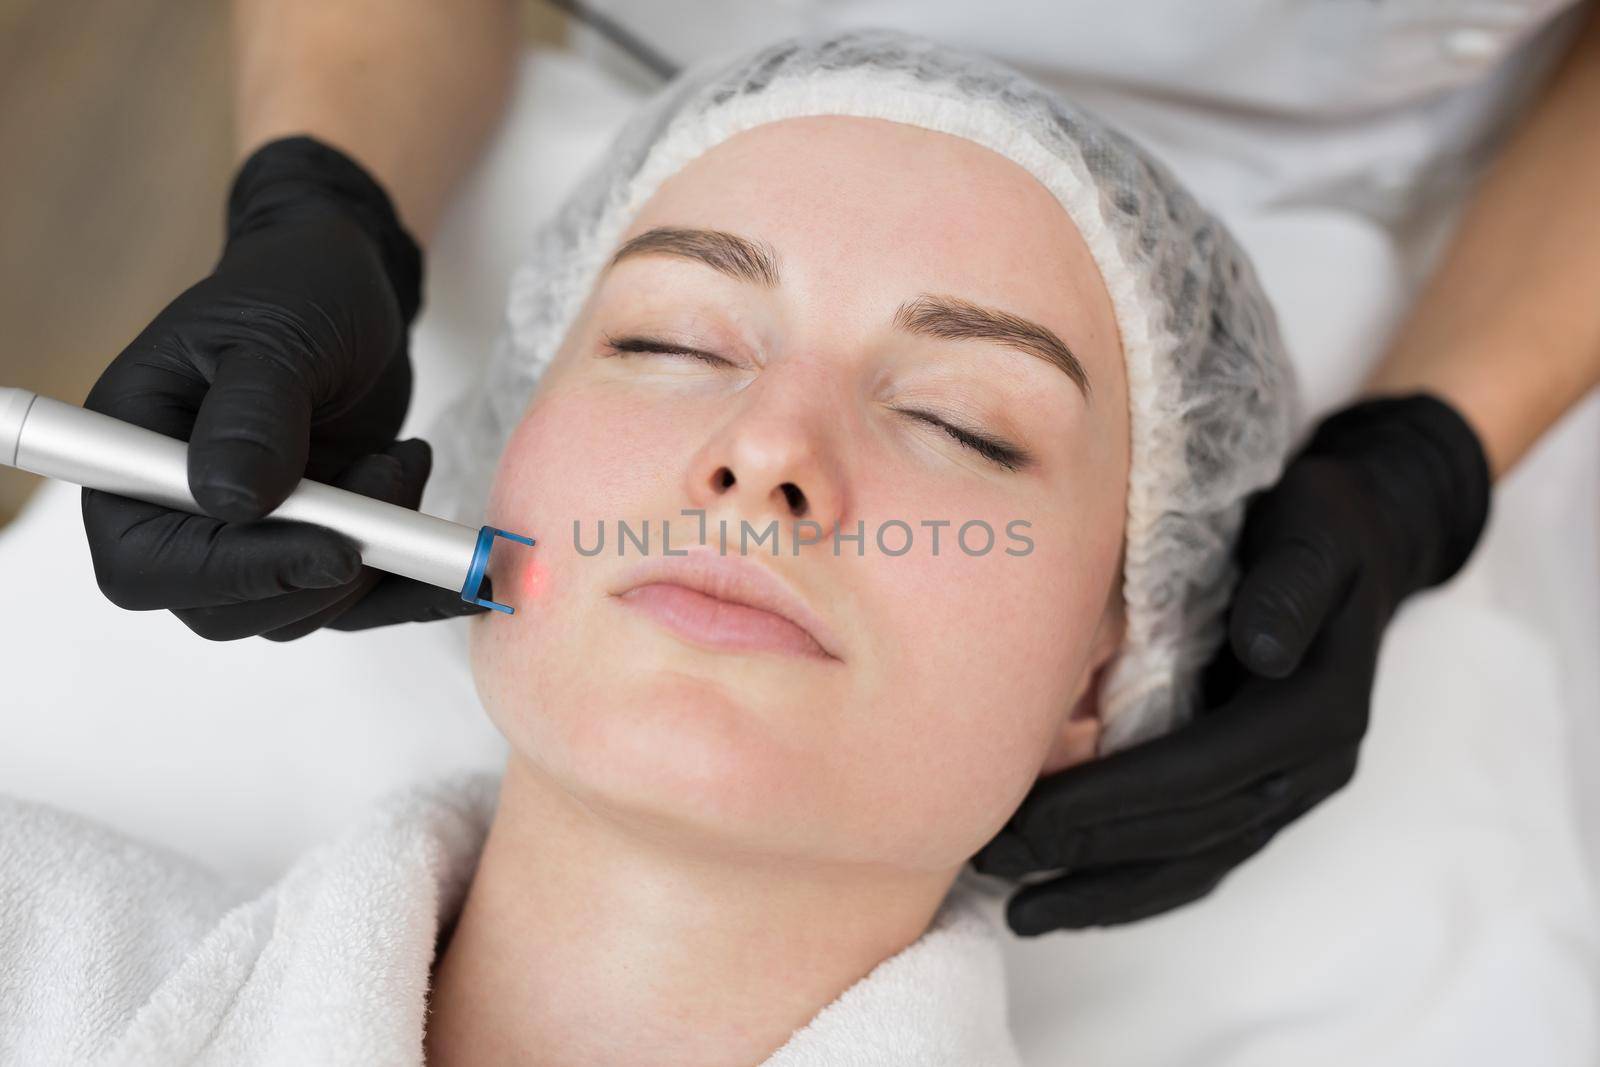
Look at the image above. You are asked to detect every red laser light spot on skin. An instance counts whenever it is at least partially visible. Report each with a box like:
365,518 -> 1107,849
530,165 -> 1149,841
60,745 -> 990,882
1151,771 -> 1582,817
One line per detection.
520,556 -> 552,600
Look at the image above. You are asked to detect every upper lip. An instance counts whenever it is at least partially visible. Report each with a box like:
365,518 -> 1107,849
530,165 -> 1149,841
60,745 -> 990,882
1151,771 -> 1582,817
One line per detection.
610,548 -> 843,661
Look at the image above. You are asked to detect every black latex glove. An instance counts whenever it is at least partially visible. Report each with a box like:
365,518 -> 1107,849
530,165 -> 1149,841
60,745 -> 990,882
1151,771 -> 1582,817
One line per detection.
81,136 -> 490,641
971,393 -> 1492,935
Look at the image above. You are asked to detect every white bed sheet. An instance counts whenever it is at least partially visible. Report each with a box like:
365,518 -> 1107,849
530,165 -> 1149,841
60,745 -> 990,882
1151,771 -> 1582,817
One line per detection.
1,45 -> 1596,1062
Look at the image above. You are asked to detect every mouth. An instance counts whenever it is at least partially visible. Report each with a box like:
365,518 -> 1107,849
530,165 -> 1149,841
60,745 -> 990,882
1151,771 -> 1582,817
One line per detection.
608,550 -> 843,663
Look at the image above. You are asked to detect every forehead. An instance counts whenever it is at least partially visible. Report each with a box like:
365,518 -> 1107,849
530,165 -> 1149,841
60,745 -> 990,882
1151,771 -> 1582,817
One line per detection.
620,115 -> 1123,395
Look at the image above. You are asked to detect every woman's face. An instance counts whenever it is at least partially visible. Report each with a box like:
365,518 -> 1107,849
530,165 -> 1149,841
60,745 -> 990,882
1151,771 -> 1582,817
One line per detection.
471,116 -> 1129,874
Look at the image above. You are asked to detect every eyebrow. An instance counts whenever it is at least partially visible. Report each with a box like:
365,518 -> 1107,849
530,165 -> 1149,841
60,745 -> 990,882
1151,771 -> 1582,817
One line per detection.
606,226 -> 1091,400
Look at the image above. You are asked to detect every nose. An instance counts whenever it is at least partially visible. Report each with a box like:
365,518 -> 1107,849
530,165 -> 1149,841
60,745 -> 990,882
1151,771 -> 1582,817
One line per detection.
684,382 -> 847,535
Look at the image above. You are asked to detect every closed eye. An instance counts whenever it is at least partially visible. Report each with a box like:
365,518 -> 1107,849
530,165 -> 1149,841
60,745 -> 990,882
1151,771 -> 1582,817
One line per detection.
896,408 -> 1033,472
600,333 -> 737,368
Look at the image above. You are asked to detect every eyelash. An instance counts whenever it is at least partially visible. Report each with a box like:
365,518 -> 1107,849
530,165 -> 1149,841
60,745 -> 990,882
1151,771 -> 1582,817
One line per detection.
601,333 -> 736,367
599,333 -> 1032,472
897,409 -> 1032,472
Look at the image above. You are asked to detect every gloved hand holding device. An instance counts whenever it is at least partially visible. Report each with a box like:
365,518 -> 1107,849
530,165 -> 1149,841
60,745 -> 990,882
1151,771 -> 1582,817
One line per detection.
80,135 -> 490,642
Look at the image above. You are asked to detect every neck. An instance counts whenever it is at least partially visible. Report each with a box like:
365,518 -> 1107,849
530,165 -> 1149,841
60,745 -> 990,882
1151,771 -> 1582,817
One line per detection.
424,753 -> 957,1067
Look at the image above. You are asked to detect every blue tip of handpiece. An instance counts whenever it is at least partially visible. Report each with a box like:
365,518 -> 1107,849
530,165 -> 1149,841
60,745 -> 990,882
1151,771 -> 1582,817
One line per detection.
461,526 -> 537,615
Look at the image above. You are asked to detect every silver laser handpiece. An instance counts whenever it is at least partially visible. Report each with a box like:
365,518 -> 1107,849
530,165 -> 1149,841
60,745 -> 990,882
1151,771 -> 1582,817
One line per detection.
0,387 -> 533,614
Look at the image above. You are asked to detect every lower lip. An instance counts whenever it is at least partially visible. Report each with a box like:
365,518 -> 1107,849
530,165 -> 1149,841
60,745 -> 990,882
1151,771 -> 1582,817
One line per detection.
614,583 -> 833,660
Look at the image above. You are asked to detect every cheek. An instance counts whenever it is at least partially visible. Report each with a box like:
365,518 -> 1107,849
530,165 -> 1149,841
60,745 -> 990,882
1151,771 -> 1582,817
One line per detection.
831,489 -> 1121,867
471,372 -> 773,788
481,374 -> 690,608
471,381 -> 676,744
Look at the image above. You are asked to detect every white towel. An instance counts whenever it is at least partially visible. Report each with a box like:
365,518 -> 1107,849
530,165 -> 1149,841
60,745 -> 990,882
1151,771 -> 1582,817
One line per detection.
0,772 -> 1022,1066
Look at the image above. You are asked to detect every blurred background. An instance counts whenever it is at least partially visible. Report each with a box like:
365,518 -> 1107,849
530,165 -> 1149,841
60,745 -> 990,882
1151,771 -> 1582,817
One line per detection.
0,0 -> 567,530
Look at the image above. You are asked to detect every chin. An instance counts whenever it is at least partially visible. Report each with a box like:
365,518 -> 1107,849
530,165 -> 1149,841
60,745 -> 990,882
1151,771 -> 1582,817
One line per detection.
500,635 -> 837,857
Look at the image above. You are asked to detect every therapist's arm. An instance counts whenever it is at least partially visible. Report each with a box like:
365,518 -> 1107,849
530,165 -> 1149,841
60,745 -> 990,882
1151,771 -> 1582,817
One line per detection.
234,0 -> 521,243
1367,0 -> 1600,478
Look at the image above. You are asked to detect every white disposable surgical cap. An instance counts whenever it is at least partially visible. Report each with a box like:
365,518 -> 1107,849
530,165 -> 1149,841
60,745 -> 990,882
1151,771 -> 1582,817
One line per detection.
429,27 -> 1301,753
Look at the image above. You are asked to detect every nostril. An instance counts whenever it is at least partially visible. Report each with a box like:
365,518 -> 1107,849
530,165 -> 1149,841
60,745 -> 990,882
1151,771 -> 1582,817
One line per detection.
780,482 -> 807,517
714,467 -> 736,490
